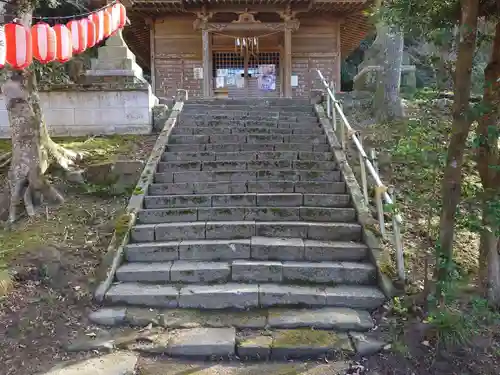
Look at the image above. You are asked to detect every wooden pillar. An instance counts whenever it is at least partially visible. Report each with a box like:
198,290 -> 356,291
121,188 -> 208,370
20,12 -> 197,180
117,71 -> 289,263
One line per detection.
148,19 -> 156,95
334,21 -> 342,91
279,9 -> 299,98
283,26 -> 292,98
202,28 -> 211,98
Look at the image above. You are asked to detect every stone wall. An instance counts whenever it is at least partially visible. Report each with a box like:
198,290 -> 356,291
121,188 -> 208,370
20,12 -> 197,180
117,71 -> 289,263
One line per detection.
0,83 -> 157,138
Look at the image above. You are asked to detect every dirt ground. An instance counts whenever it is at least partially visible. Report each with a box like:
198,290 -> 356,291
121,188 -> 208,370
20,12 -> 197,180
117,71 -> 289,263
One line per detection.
0,135 -> 156,375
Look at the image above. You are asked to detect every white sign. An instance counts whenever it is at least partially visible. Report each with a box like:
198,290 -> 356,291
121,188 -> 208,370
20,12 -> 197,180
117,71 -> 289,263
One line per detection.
291,75 -> 298,87
193,67 -> 203,79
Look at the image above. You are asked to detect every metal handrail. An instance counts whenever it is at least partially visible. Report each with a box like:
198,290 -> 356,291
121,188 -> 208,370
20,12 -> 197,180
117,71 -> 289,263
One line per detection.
316,69 -> 405,281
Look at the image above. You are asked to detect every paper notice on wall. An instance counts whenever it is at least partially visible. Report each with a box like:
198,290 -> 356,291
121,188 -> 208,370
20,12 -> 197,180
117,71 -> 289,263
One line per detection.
216,76 -> 225,88
236,76 -> 245,88
193,67 -> 203,80
291,75 -> 298,87
226,77 -> 236,86
217,69 -> 229,77
258,64 -> 276,91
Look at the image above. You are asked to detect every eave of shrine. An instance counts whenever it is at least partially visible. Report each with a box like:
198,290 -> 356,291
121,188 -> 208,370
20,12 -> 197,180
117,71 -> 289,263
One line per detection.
122,0 -> 373,73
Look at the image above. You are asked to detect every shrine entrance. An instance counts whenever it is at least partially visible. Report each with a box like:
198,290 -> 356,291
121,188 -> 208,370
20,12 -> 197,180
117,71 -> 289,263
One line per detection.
212,49 -> 281,99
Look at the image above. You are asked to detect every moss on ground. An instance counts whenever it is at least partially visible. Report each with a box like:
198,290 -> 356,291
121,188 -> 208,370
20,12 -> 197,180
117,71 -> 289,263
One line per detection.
0,135 -> 154,288
272,329 -> 338,348
0,135 -> 149,165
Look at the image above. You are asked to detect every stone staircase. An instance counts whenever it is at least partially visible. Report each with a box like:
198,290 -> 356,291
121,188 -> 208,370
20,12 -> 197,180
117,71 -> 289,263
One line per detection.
91,99 -> 388,359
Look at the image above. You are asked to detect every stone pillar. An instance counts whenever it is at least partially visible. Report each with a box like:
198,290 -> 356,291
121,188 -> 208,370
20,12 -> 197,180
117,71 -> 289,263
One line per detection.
202,28 -> 212,98
85,29 -> 146,84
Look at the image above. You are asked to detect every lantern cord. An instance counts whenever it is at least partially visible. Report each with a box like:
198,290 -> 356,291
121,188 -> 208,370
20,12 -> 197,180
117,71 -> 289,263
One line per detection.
0,0 -> 119,20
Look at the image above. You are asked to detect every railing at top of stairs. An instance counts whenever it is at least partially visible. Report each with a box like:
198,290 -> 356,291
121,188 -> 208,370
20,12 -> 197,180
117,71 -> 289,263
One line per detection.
316,69 -> 405,282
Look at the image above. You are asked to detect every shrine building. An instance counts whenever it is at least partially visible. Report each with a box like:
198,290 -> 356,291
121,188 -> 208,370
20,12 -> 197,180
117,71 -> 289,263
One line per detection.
122,0 -> 372,100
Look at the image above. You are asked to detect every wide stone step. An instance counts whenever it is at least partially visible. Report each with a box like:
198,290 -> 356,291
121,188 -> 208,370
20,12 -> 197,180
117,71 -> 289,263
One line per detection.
184,99 -> 311,106
184,99 -> 311,105
154,169 -> 342,183
161,151 -> 334,162
172,126 -> 323,136
169,134 -> 328,145
105,282 -> 385,310
130,221 -> 362,243
166,142 -> 330,153
79,325 -> 381,361
148,181 -> 346,195
178,119 -> 319,127
157,160 -> 337,173
115,260 -> 376,285
89,306 -> 373,331
143,192 -> 349,209
137,206 -> 356,223
124,238 -> 368,263
180,111 -> 315,118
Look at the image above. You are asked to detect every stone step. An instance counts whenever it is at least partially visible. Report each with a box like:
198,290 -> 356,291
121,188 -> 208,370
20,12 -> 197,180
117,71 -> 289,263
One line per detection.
89,306 -> 373,332
169,134 -> 328,145
137,206 -> 356,224
143,193 -> 349,209
180,110 -> 315,117
157,160 -> 338,173
154,169 -> 342,183
124,238 -> 368,263
181,107 -> 315,112
148,181 -> 346,195
105,282 -> 385,310
115,260 -> 376,285
130,221 -> 362,243
171,126 -> 323,136
183,100 -> 312,105
178,119 -> 319,127
161,151 -> 334,162
166,142 -> 331,153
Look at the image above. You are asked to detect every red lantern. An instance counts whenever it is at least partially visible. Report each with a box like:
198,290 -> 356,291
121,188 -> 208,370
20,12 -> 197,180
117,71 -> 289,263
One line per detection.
31,22 -> 56,63
5,22 -> 32,69
83,18 -> 97,48
0,26 -> 6,68
67,20 -> 86,54
111,2 -> 127,30
103,9 -> 113,38
90,10 -> 105,43
53,24 -> 73,63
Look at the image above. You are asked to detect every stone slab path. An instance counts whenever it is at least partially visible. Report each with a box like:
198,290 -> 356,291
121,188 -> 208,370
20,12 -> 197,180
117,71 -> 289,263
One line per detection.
41,352 -> 355,375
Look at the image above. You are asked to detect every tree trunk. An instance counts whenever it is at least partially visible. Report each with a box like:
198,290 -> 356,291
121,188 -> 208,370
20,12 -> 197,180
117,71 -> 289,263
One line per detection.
434,28 -> 457,91
1,1 -> 81,223
476,20 -> 500,305
436,0 -> 479,289
3,68 -> 64,223
374,23 -> 405,123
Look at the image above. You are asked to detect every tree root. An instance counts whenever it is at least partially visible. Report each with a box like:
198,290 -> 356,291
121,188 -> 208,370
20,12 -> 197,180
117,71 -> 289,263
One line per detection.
0,152 -> 12,169
40,120 -> 86,172
7,169 -> 65,225
0,135 -> 85,173
4,128 -> 86,224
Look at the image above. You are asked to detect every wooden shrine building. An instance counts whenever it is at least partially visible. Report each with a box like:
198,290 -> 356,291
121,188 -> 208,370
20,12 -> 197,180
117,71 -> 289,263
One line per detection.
122,0 -> 372,100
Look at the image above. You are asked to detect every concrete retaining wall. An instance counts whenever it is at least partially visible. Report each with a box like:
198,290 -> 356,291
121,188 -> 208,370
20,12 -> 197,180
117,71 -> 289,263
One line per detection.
0,84 -> 156,138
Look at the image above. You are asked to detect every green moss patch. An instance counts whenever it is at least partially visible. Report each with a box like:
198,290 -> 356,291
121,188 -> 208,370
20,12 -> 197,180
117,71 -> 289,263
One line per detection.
272,329 -> 352,351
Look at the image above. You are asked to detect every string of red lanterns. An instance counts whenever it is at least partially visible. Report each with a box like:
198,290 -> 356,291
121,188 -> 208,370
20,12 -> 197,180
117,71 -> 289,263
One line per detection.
0,2 -> 127,70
